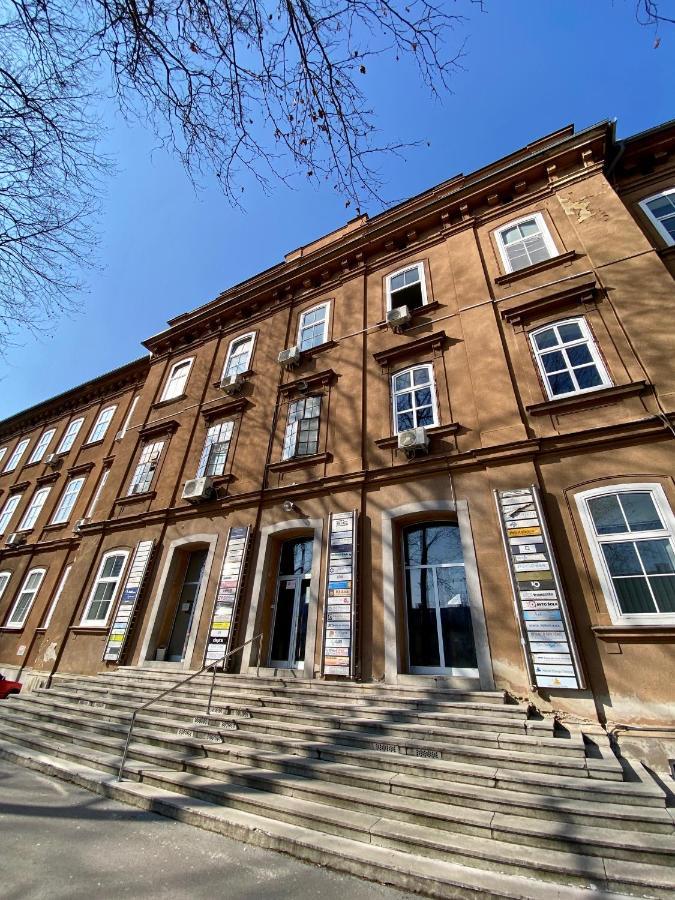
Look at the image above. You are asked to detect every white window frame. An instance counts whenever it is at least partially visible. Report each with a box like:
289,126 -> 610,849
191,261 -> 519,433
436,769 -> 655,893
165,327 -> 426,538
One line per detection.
56,417 -> 84,454
3,438 -> 30,473
80,550 -> 129,627
576,483 -> 675,626
297,303 -> 330,352
17,486 -> 51,531
87,466 -> 110,518
5,567 -> 46,629
128,440 -> 164,495
385,263 -> 428,313
639,188 -> 675,247
222,332 -> 256,379
0,447 -> 6,466
86,405 -> 117,444
28,429 -> 56,465
495,212 -> 558,274
119,396 -> 140,439
197,421 -> 234,477
391,364 -> 440,435
161,358 -> 193,402
282,396 -> 322,460
42,564 -> 72,629
0,571 -> 11,603
51,477 -> 85,525
0,494 -> 22,536
529,317 -> 612,401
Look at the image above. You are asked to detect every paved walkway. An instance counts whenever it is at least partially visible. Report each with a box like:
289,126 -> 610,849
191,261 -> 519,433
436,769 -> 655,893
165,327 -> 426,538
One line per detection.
0,757 -> 413,900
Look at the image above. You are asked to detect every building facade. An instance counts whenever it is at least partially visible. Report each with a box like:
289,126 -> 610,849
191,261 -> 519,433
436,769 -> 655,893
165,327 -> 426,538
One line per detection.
1,118 -> 674,764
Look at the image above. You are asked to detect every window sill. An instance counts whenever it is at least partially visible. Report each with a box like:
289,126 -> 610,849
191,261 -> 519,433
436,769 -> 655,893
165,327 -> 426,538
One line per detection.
299,340 -> 338,360
657,244 -> 675,260
211,473 -> 235,488
526,381 -> 649,416
375,422 -> 461,450
0,625 -> 25,633
373,330 -> 450,370
70,625 -> 108,634
494,250 -> 579,286
115,490 -> 156,507
268,451 -> 332,473
81,439 -> 105,450
592,625 -> 675,641
151,393 -> 187,410
42,522 -> 69,533
36,472 -> 61,486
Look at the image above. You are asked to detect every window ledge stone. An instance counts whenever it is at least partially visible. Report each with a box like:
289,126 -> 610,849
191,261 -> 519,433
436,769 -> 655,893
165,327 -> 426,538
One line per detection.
67,461 -> 96,476
201,397 -> 249,421
42,522 -> 69,533
299,339 -> 338,360
0,626 -> 24,633
279,369 -> 337,397
139,419 -> 179,439
115,490 -> 157,507
495,250 -> 579,286
375,422 -> 461,449
592,625 -> 675,641
8,481 -> 30,494
70,625 -> 108,634
268,451 -> 332,473
36,472 -> 61,485
526,381 -> 650,416
373,331 -> 450,370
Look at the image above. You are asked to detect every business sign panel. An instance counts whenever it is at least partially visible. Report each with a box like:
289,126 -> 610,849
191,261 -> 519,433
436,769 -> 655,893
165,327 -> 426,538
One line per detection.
322,511 -> 357,677
204,526 -> 250,667
103,540 -> 154,662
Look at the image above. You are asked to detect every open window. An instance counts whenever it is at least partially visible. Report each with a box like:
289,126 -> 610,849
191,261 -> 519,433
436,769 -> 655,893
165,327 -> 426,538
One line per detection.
496,213 -> 558,273
639,188 -> 675,247
386,263 -> 427,312
529,317 -> 611,400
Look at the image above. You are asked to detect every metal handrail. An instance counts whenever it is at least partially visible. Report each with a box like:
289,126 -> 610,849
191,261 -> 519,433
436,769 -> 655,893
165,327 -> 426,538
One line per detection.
117,633 -> 263,781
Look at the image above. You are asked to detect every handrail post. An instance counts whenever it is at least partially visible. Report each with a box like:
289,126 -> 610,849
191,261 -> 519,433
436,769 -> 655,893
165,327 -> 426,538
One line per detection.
207,662 -> 217,716
117,710 -> 137,782
256,633 -> 261,679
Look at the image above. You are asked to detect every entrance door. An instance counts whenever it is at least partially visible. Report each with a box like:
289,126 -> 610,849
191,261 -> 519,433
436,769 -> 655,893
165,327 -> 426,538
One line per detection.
167,549 -> 208,661
403,522 -> 478,676
269,537 -> 313,669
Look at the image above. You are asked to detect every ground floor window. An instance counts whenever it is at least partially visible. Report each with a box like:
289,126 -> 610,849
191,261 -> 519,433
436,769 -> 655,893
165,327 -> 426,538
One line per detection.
269,537 -> 313,669
81,551 -> 128,626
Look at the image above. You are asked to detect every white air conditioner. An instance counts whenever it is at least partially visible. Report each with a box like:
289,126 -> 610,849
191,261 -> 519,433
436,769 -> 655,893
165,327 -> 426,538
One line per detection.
74,518 -> 89,532
386,305 -> 412,332
397,427 -> 429,457
44,453 -> 61,467
114,430 -> 125,442
6,532 -> 26,547
278,346 -> 300,368
220,373 -> 244,395
182,476 -> 215,504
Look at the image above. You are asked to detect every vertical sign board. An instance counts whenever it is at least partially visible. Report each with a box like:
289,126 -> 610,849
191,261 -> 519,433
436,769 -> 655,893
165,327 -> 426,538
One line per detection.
204,525 -> 250,667
322,511 -> 358,677
103,540 -> 154,663
495,486 -> 584,690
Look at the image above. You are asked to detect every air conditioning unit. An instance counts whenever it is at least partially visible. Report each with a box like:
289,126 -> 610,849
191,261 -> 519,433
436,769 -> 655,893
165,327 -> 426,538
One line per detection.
386,305 -> 412,332
44,453 -> 61,468
278,346 -> 300,368
398,427 -> 429,458
220,373 -> 244,395
6,532 -> 26,547
182,476 -> 215,504
74,518 -> 89,532
114,430 -> 125,442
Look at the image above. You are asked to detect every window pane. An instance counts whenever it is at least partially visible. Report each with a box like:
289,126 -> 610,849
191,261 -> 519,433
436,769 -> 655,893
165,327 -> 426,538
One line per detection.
574,365 -> 603,389
558,322 -> 583,343
519,219 -> 539,237
526,238 -> 550,263
390,272 -> 405,291
404,523 -> 462,567
614,577 -> 657,615
413,367 -> 430,386
588,495 -> 627,535
396,392 -> 412,412
637,539 -> 675,575
650,576 -> 675,613
416,406 -> 435,427
647,196 -> 673,216
102,555 -> 124,578
620,492 -> 662,532
566,344 -> 593,366
394,371 -> 411,391
548,372 -> 575,395
534,329 -> 557,350
404,267 -> 420,286
602,542 -> 642,577
405,568 -> 440,668
397,412 -> 414,431
542,351 -> 566,373
414,388 -> 432,407
501,225 -> 520,244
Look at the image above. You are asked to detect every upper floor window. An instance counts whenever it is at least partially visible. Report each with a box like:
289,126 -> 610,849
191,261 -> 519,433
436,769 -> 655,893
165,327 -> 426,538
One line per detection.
0,447 -> 6,467
42,564 -> 72,629
51,477 -> 86,524
18,486 -> 51,531
129,441 -> 164,495
3,438 -> 30,473
577,484 -> 675,625
161,358 -> 193,401
298,303 -> 329,351
197,422 -> 234,477
86,406 -> 117,444
87,466 -> 110,519
57,418 -> 84,454
119,395 -> 140,439
496,213 -> 557,273
5,568 -> 46,628
81,551 -> 128,626
28,429 -> 56,464
282,397 -> 321,460
0,494 -> 22,536
392,364 -> 439,434
530,318 -> 611,400
639,189 -> 675,247
0,571 -> 11,603
386,263 -> 427,312
223,333 -> 255,378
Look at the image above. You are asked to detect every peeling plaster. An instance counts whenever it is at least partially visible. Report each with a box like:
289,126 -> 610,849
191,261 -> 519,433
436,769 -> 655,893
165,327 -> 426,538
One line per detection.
16,645 -> 25,657
43,642 -> 58,663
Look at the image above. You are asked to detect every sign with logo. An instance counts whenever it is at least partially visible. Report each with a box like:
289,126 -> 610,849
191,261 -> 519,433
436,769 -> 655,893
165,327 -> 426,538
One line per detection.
495,486 -> 584,690
204,526 -> 250,667
103,540 -> 154,662
322,511 -> 357,677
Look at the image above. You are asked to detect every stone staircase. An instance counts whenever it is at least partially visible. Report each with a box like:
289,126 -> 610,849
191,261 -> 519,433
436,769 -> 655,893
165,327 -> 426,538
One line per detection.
1,668 -> 673,899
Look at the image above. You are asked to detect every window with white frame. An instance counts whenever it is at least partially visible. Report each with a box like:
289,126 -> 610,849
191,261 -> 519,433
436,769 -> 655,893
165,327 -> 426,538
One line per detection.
298,303 -> 329,351
222,333 -> 255,379
86,406 -> 116,444
530,318 -> 611,400
391,364 -> 439,434
42,564 -> 72,629
496,213 -> 558,273
161,358 -> 193,401
128,441 -> 164,495
51,477 -> 85,524
5,568 -> 46,628
3,438 -> 30,473
119,396 -> 140,439
386,263 -> 427,312
282,397 -> 321,460
577,484 -> 675,624
80,551 -> 128,625
0,571 -> 11,603
197,421 -> 234,477
0,447 -> 6,466
87,466 -> 110,518
57,418 -> 84,454
18,486 -> 51,531
28,429 -> 56,464
639,188 -> 675,246
0,494 -> 22,536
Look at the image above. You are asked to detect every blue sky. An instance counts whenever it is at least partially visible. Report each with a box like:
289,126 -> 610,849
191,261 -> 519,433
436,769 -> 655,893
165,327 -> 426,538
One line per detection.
0,0 -> 671,419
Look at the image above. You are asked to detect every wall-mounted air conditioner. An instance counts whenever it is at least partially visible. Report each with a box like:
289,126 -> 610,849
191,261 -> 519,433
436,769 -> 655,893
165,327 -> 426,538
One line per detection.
182,477 -> 215,504
6,532 -> 26,547
278,346 -> 300,368
397,427 -> 429,458
220,373 -> 244,395
44,453 -> 61,468
386,305 -> 412,332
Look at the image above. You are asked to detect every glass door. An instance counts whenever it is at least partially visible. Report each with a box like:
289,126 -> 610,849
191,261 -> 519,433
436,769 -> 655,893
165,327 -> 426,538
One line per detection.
269,538 -> 313,669
167,549 -> 208,662
403,522 -> 478,676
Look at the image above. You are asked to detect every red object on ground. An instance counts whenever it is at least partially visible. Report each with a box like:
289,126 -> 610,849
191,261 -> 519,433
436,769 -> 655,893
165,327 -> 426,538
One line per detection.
0,674 -> 22,699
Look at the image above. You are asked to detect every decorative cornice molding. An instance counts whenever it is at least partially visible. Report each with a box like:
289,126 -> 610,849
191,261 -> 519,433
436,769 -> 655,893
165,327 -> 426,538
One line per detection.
278,369 -> 337,397
500,278 -> 598,326
138,419 -> 180,439
373,331 -> 450,369
66,461 -> 96,477
201,397 -> 249,421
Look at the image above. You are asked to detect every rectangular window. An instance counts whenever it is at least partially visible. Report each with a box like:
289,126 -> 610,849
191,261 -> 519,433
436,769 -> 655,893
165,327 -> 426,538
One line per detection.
5,568 -> 46,628
28,429 -> 56,464
81,551 -> 128,625
386,263 -> 427,311
86,406 -> 116,444
129,441 -> 164,495
161,359 -> 193,401
87,466 -> 110,518
0,571 -> 11,603
639,189 -> 675,246
17,487 -> 51,531
496,213 -> 557,273
51,477 -> 85,524
0,494 -> 22,536
3,438 -> 30,473
530,318 -> 611,400
57,418 -> 84,454
282,397 -> 321,460
197,422 -> 234,477
298,304 -> 329,351
223,333 -> 255,378
391,364 -> 439,434
42,564 -> 72,629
